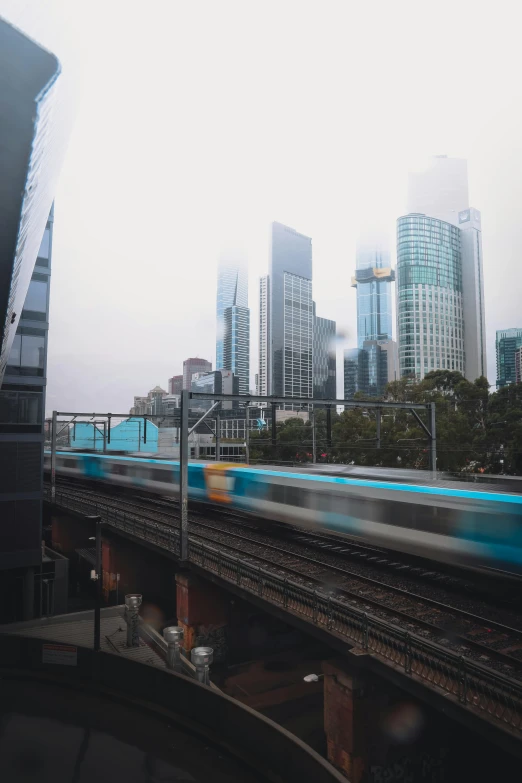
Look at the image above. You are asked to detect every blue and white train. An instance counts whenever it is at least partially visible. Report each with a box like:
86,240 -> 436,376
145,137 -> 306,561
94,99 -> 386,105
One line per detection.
44,451 -> 522,578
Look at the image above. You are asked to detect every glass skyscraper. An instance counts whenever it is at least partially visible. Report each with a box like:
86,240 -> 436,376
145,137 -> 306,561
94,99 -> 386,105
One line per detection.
216,252 -> 247,371
313,304 -> 336,399
397,214 -> 464,379
353,238 -> 394,348
496,328 -> 522,389
268,222 -> 313,400
350,236 -> 396,397
223,304 -> 250,395
406,156 -> 487,382
258,275 -> 270,397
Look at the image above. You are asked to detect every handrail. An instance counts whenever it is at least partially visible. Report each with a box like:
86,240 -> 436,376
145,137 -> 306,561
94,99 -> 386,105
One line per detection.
45,486 -> 522,735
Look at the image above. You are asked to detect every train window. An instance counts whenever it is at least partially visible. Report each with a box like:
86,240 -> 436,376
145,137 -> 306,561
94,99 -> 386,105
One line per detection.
285,486 -> 303,507
150,468 -> 171,483
111,464 -> 128,476
270,484 -> 286,504
63,459 -> 77,469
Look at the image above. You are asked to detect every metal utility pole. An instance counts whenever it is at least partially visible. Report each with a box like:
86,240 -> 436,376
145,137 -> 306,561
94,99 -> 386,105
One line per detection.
429,402 -> 437,474
376,409 -> 381,450
271,402 -> 277,454
88,515 -> 102,652
179,389 -> 189,562
215,410 -> 220,462
245,404 -> 250,464
51,410 -> 57,502
312,409 -> 317,464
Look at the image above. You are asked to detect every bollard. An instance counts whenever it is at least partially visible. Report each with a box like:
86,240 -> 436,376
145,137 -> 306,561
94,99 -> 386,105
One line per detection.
125,594 -> 142,647
191,646 -> 213,685
163,626 -> 184,670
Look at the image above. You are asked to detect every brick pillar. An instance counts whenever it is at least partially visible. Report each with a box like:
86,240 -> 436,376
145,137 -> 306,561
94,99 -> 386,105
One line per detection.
323,656 -> 385,782
175,573 -> 229,661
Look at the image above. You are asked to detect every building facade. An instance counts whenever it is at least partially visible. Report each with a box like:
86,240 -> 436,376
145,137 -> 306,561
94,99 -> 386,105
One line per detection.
223,304 -> 250,395
407,155 -> 469,226
496,329 -> 522,388
268,222 -> 313,400
191,369 -> 238,410
258,274 -> 270,397
458,208 -> 487,380
344,348 -> 361,398
168,375 -> 183,395
397,214 -> 464,380
516,347 -> 522,384
216,251 -> 247,371
313,306 -> 336,399
0,15 -> 72,622
405,156 -> 487,382
182,357 -> 212,390
353,237 -> 394,348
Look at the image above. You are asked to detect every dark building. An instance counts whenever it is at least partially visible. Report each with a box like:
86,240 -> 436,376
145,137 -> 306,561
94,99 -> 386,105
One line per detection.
344,349 -> 361,399
168,374 -> 183,395
496,329 -> 522,389
0,18 -> 68,621
313,303 -> 336,399
268,222 -> 313,399
183,357 -> 212,390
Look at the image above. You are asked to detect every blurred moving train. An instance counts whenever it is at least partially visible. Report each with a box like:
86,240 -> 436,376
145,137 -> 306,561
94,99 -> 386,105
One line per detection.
44,451 -> 522,578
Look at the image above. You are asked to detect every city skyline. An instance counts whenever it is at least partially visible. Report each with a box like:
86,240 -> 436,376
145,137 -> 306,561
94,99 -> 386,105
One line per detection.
3,3 -> 519,414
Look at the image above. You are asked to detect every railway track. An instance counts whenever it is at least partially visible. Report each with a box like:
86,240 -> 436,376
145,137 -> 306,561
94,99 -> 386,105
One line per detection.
49,481 -> 522,679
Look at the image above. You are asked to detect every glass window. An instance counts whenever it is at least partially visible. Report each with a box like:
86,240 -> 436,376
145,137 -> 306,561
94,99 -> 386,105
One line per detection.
23,280 -> 47,313
37,228 -> 50,260
21,335 -> 45,368
8,334 -> 21,367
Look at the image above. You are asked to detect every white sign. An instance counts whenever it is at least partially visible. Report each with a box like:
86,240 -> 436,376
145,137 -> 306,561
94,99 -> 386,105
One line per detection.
42,643 -> 78,666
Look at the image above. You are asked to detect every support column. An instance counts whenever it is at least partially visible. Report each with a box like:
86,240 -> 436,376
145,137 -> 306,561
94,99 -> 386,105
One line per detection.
323,657 -> 383,782
176,573 -> 229,661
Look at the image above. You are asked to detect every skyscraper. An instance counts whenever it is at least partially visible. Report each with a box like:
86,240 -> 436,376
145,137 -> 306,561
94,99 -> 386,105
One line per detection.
402,156 -> 487,382
268,222 -> 313,399
168,375 -> 183,395
458,208 -> 487,381
216,251 -> 247,371
183,357 -> 212,390
353,235 -> 394,348
496,328 -> 522,388
351,233 -> 397,397
0,16 -> 70,621
313,303 -> 336,399
258,275 -> 270,397
407,156 -> 469,226
397,214 -> 464,379
223,303 -> 250,395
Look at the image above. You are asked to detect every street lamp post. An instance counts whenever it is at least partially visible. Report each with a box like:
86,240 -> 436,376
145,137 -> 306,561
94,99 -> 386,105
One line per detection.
88,515 -> 103,652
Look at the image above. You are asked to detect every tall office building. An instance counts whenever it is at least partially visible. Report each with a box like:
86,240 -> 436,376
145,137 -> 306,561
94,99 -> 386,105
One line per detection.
182,357 -> 212,390
168,375 -> 183,395
496,328 -> 522,388
407,156 -> 469,226
351,233 -> 396,397
215,251 -> 247,371
258,275 -> 270,397
344,348 -> 361,398
458,208 -> 487,381
404,156 -> 487,382
0,17 -> 70,621
313,303 -> 336,399
397,214 -> 464,380
353,235 -> 394,348
223,303 -> 250,395
268,222 -> 313,400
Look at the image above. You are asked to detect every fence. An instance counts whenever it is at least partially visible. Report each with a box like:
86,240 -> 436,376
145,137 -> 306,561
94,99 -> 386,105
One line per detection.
46,487 -> 522,736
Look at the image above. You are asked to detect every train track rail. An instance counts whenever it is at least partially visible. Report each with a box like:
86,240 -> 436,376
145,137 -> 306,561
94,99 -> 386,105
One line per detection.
49,481 -> 522,679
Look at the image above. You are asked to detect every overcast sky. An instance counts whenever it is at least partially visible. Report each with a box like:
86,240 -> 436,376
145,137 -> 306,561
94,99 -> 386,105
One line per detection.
2,0 -> 522,414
